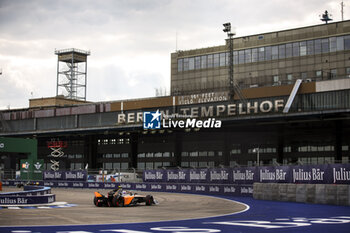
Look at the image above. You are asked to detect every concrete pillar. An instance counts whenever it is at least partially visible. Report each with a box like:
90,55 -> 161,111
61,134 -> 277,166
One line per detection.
223,131 -> 230,167
85,135 -> 97,169
335,121 -> 343,163
174,131 -> 183,167
130,132 -> 138,169
277,129 -> 284,164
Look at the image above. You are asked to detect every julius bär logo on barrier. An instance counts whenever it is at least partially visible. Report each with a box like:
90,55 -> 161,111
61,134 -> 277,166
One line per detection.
143,110 -> 161,129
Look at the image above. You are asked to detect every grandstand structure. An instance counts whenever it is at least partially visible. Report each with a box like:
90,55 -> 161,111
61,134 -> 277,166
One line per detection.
0,20 -> 350,173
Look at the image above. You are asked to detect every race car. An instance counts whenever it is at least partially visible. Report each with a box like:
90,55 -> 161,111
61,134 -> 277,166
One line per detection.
93,188 -> 157,207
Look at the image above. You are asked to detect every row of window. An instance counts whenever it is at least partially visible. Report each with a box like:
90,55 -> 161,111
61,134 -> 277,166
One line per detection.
41,156 -> 348,171
102,162 -> 129,170
62,145 -> 349,161
181,161 -> 215,168
230,145 -> 349,155
177,35 -> 350,72
67,154 -> 84,159
97,138 -> 130,145
138,161 -> 171,170
16,155 -> 349,172
41,162 -> 85,170
137,152 -> 173,158
181,151 -> 219,157
230,156 -> 349,167
298,145 -> 334,152
101,153 -> 129,158
247,147 -> 277,154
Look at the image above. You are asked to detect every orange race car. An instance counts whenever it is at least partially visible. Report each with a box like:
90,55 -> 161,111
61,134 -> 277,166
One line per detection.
93,188 -> 157,207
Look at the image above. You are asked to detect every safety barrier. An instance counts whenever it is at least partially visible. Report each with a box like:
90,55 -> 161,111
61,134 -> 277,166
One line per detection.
1,180 -> 253,197
253,183 -> 350,206
0,185 -> 55,205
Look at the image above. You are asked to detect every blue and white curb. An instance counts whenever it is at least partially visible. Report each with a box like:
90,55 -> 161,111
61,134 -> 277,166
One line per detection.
0,202 -> 76,209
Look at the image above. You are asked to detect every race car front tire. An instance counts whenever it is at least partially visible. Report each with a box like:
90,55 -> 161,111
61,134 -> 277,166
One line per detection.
112,196 -> 124,207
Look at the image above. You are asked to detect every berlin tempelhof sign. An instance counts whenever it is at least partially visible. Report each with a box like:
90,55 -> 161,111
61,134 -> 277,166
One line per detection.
116,98 -> 285,126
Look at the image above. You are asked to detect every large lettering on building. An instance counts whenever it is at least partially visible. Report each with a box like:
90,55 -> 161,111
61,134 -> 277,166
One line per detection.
116,99 -> 285,124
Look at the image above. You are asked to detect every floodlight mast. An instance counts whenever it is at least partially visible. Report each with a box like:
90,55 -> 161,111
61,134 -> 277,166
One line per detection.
55,48 -> 90,101
223,22 -> 235,100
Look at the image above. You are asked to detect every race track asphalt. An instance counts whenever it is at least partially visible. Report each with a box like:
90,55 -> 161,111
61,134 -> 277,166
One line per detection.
0,187 -> 247,226
1,187 -> 350,233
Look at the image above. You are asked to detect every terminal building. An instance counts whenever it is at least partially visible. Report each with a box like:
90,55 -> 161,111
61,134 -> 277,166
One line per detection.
0,20 -> 350,174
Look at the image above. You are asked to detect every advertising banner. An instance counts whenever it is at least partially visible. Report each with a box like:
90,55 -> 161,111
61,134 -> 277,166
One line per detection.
2,180 -> 253,197
143,163 -> 350,185
290,164 -> 330,184
0,194 -> 55,205
331,163 -> 350,184
258,166 -> 291,183
166,169 -> 187,183
143,170 -> 166,182
208,168 -> 231,184
188,168 -> 209,183
43,171 -> 87,181
232,167 -> 257,184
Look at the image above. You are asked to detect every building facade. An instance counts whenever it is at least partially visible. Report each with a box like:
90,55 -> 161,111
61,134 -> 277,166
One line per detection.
171,20 -> 350,95
0,21 -> 350,175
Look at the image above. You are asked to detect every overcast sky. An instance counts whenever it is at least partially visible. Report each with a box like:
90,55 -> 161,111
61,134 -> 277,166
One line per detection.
0,0 -> 346,109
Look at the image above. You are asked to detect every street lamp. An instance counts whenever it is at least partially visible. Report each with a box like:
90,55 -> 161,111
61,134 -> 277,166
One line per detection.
223,22 -> 236,100
253,148 -> 260,166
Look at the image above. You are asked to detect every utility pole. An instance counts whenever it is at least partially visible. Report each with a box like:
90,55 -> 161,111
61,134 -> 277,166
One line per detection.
223,23 -> 236,100
341,1 -> 345,21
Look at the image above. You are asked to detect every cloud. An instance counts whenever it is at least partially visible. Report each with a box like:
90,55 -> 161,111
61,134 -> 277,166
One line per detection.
0,0 -> 343,109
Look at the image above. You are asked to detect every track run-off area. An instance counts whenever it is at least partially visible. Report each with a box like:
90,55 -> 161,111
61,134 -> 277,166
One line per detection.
0,188 -> 349,233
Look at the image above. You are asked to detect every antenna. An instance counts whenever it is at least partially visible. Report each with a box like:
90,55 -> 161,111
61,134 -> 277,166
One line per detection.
341,1 -> 345,21
176,31 -> 178,51
320,10 -> 333,24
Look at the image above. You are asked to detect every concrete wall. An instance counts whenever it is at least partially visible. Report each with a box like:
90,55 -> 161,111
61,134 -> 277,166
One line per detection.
253,183 -> 350,206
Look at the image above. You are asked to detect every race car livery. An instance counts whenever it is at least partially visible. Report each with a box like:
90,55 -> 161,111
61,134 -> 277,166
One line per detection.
93,188 -> 157,207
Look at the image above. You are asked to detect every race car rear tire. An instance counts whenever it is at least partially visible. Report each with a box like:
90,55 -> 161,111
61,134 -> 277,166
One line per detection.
112,196 -> 124,207
93,197 -> 102,207
145,195 -> 153,206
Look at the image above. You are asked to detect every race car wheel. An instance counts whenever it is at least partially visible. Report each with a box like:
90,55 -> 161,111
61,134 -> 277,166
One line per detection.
93,197 -> 102,207
112,196 -> 124,207
145,195 -> 153,206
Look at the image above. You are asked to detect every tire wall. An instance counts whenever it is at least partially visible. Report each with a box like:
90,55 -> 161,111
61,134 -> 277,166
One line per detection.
253,183 -> 350,206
